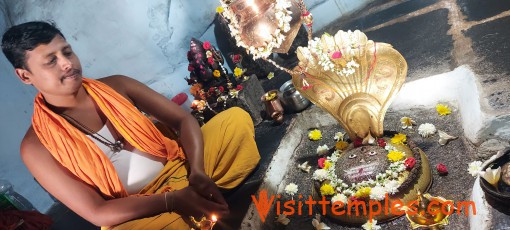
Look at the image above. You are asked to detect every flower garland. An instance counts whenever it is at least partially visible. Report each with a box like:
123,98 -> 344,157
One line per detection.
218,0 -> 293,59
312,134 -> 414,201
301,31 -> 362,76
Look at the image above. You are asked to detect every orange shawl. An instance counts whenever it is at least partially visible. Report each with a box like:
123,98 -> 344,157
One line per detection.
32,78 -> 184,198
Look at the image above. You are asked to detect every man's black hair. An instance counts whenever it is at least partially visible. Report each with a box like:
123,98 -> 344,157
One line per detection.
1,21 -> 65,69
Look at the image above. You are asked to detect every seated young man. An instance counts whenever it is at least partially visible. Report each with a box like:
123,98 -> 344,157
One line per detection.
1,21 -> 260,229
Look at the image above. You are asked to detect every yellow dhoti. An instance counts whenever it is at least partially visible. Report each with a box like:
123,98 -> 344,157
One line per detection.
104,107 -> 260,230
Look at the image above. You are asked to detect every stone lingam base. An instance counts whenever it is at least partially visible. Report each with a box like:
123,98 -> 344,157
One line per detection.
310,138 -> 432,226
242,106 -> 477,230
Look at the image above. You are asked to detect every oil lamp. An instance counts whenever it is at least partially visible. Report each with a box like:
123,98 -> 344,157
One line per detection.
402,190 -> 453,230
190,215 -> 218,230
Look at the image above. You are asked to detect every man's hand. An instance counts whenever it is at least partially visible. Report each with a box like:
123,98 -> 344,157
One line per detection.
173,186 -> 229,220
188,171 -> 228,209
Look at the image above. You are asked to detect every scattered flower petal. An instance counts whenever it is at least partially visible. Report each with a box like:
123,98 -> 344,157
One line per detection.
400,117 -> 415,129
309,129 -> 322,141
391,133 -> 407,145
334,132 -> 345,142
362,219 -> 381,230
438,130 -> 458,145
480,166 -> 501,188
468,161 -> 483,177
312,214 -> 331,230
298,161 -> 311,173
267,72 -> 275,80
436,163 -> 448,175
275,214 -> 290,225
436,104 -> 452,116
284,183 -> 298,196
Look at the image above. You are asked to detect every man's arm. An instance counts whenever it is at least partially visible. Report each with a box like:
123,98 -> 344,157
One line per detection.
21,127 -> 226,226
99,75 -> 228,206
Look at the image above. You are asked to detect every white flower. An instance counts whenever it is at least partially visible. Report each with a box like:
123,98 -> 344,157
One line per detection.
468,161 -> 483,177
331,193 -> 348,205
418,123 -> 436,138
285,183 -> 298,196
362,220 -> 381,230
343,189 -> 354,196
313,169 -> 329,181
400,117 -> 415,129
384,180 -> 400,195
479,167 -> 501,188
334,132 -> 345,142
370,186 -> 387,201
317,145 -> 329,156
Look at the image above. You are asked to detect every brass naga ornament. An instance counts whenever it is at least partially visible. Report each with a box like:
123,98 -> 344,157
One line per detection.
291,30 -> 407,142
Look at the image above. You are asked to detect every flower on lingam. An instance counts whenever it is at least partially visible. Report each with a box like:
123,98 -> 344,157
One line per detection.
369,186 -> 387,201
479,166 -> 501,188
331,193 -> 348,206
436,103 -> 452,116
387,150 -> 405,162
391,133 -> 407,145
354,187 -> 372,198
308,129 -> 322,140
313,169 -> 328,181
335,141 -> 348,150
400,117 -> 415,129
320,183 -> 335,196
418,123 -> 436,138
285,183 -> 298,196
467,161 -> 483,177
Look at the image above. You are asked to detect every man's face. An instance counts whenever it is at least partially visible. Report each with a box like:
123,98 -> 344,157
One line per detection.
16,35 -> 83,97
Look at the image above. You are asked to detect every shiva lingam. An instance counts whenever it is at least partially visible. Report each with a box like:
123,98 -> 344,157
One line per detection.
190,215 -> 218,230
402,190 -> 453,230
295,30 -> 433,225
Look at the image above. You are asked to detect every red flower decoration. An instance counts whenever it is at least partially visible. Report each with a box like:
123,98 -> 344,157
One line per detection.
349,196 -> 363,202
232,54 -> 242,64
404,157 -> 416,170
208,57 -> 214,65
187,64 -> 194,72
436,163 -> 448,175
218,86 -> 224,93
331,51 -> 342,59
318,158 -> 326,169
353,139 -> 363,148
301,85 -> 312,90
203,41 -> 211,50
377,138 -> 386,148
236,85 -> 243,91
209,87 -> 216,93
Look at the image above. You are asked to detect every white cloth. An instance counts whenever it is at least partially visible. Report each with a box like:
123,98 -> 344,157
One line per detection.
87,121 -> 166,194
